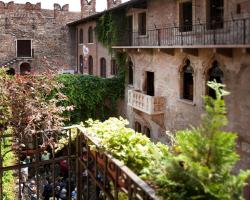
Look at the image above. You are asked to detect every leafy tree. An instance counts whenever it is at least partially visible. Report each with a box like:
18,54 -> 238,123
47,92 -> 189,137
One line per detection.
146,82 -> 250,200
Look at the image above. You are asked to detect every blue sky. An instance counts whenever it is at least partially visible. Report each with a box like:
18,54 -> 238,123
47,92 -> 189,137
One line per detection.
1,0 -> 129,11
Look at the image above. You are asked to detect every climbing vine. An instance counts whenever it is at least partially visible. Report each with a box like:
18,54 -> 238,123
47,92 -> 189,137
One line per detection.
96,10 -> 127,51
57,65 -> 126,125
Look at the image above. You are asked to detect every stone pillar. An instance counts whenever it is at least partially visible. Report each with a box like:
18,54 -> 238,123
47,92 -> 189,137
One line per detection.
107,0 -> 122,9
81,0 -> 96,18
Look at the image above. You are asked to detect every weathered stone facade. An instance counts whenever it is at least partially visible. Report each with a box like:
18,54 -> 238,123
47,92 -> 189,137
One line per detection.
0,1 -> 80,73
112,0 -> 250,171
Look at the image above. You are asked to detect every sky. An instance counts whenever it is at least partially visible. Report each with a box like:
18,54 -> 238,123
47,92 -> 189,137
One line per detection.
1,0 -> 130,11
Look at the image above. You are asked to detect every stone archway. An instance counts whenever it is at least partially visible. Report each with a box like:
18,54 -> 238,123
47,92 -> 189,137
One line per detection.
20,62 -> 31,75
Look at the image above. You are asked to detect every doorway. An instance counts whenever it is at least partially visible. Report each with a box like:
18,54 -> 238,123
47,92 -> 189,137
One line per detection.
179,1 -> 193,32
20,62 -> 31,75
207,0 -> 224,29
146,71 -> 154,96
127,15 -> 133,45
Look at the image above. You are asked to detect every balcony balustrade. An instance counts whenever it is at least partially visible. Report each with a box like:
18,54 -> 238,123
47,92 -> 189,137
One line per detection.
115,18 -> 250,47
128,90 -> 166,115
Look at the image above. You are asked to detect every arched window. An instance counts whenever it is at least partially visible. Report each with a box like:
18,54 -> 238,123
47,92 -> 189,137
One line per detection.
79,55 -> 84,74
79,29 -> 83,44
111,59 -> 118,76
182,59 -> 194,101
128,61 -> 134,85
20,62 -> 31,75
143,126 -> 151,138
100,58 -> 106,78
88,26 -> 93,43
88,55 -> 93,75
207,61 -> 224,98
135,122 -> 142,133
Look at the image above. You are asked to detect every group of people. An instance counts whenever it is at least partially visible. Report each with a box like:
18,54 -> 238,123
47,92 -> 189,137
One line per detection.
20,149 -> 78,200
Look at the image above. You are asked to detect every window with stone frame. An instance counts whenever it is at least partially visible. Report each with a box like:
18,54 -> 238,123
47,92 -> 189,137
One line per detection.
207,60 -> 224,99
128,61 -> 134,85
16,40 -> 32,58
181,59 -> 194,101
88,26 -> 94,43
88,55 -> 93,75
179,0 -> 193,32
138,12 -> 147,35
143,126 -> 151,138
79,55 -> 84,74
100,58 -> 106,78
79,29 -> 83,44
111,59 -> 118,76
207,0 -> 224,29
135,122 -> 142,133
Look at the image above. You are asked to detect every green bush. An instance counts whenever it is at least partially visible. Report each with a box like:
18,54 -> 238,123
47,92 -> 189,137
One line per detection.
80,82 -> 250,200
57,73 -> 124,124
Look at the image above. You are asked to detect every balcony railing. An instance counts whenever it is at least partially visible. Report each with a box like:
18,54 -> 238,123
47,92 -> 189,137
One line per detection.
116,18 -> 250,47
128,90 -> 166,115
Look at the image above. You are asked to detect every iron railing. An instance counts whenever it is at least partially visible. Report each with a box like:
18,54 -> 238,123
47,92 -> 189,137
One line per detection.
0,126 -> 157,200
116,18 -> 250,47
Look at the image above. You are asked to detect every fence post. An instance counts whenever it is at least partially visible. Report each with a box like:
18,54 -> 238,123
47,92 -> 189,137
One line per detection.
157,29 -> 161,46
243,18 -> 246,44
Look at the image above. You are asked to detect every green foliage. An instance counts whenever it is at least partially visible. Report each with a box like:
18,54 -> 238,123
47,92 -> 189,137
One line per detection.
78,82 -> 250,200
145,81 -> 250,200
57,62 -> 126,124
96,11 -> 127,51
82,117 -> 169,175
2,129 -> 16,200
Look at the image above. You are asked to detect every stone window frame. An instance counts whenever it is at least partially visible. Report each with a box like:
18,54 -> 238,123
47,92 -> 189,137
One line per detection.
202,56 -> 225,97
88,55 -> 93,75
100,57 -> 106,78
16,39 -> 33,58
88,26 -> 94,44
138,11 -> 147,36
178,57 -> 196,105
128,58 -> 134,87
79,28 -> 84,44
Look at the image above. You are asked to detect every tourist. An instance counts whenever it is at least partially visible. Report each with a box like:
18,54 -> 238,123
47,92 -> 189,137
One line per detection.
41,150 -> 51,175
42,178 -> 52,200
59,188 -> 67,200
71,187 -> 77,200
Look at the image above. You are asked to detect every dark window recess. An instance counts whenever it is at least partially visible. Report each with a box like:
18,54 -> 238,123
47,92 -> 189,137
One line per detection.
79,55 -> 84,74
237,4 -> 241,14
207,0 -> 224,29
111,59 -> 118,75
128,15 -> 133,45
88,26 -> 93,43
138,12 -> 146,35
135,122 -> 142,133
20,63 -> 31,75
100,58 -> 106,78
79,29 -> 83,44
17,40 -> 32,58
146,71 -> 154,96
182,60 -> 194,101
144,126 -> 151,138
179,1 -> 193,32
128,61 -> 134,85
208,61 -> 223,99
88,56 -> 93,75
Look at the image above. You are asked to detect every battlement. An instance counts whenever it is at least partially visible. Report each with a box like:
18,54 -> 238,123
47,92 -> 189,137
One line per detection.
0,1 -> 71,12
81,0 -> 96,18
107,0 -> 122,9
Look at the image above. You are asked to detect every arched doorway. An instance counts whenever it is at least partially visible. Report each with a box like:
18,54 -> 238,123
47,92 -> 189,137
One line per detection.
20,62 -> 31,75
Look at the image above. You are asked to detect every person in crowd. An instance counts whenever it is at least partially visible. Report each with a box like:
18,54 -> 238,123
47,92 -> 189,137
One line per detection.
59,188 -> 67,200
71,187 -> 77,200
41,150 -> 51,175
42,178 -> 52,200
59,160 -> 68,178
29,179 -> 37,200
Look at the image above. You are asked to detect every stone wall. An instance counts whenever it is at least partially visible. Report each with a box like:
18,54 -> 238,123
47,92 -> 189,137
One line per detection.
126,48 -> 250,170
0,1 -> 80,73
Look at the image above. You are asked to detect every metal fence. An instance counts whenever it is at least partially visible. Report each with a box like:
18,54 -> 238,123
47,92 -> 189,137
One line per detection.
0,126 -> 156,200
117,18 -> 250,47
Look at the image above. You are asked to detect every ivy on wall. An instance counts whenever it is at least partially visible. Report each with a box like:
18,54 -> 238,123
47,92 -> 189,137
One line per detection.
57,63 -> 126,124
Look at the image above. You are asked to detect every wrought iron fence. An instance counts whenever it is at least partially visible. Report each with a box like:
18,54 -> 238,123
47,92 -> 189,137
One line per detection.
116,18 -> 250,47
0,126 -> 157,200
